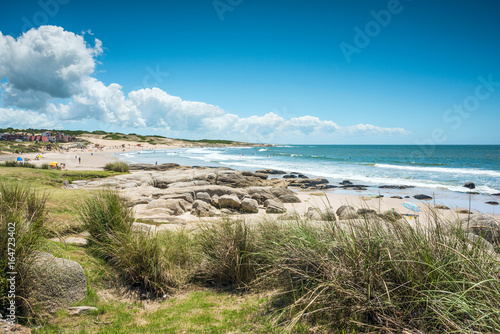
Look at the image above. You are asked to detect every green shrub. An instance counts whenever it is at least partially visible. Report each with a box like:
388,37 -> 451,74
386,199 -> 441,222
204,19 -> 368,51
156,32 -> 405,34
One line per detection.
41,163 -> 49,169
103,161 -> 129,173
0,161 -> 20,167
77,190 -> 133,254
195,219 -> 263,288
77,190 -> 185,295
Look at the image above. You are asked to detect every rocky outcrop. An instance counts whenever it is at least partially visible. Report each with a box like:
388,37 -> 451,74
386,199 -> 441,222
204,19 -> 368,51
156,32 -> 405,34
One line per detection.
27,252 -> 87,313
336,205 -> 358,219
287,178 -> 330,190
435,205 -> 450,210
82,168 -> 306,220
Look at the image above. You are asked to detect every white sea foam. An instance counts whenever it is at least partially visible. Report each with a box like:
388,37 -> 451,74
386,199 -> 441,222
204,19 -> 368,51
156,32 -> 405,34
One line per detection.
217,161 -> 500,194
375,164 -> 500,177
258,148 -> 268,152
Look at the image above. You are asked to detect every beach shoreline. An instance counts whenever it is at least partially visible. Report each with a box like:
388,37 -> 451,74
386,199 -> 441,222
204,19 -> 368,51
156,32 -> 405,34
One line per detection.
1,139 -> 499,217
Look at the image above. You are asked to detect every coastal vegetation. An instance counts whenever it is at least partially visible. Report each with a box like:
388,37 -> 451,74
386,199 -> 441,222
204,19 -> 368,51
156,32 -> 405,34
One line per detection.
1,165 -> 498,333
103,161 -> 130,173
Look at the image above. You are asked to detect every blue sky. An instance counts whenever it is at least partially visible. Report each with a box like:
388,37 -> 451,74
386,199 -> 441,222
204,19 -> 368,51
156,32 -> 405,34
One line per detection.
0,0 -> 499,144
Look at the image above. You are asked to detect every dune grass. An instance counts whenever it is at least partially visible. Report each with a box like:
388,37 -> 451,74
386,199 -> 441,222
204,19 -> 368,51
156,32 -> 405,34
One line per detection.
0,182 -> 50,321
77,190 -> 192,295
103,161 -> 129,173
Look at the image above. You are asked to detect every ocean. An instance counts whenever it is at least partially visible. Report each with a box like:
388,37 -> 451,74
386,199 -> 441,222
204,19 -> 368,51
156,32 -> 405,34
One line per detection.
117,145 -> 500,214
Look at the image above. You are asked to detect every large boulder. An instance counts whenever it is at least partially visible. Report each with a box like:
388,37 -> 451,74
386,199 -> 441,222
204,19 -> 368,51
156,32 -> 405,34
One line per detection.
264,199 -> 286,214
241,198 -> 259,213
357,208 -> 377,216
247,187 -> 275,204
146,199 -> 190,215
26,252 -> 87,313
270,188 -> 294,197
191,200 -> 217,217
305,207 -> 336,221
196,192 -> 212,203
278,194 -> 301,203
378,210 -> 402,222
336,205 -> 358,219
218,194 -> 242,209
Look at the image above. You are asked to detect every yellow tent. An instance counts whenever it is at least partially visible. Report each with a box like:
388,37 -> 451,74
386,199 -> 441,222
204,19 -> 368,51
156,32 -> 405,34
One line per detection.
36,154 -> 42,158
49,161 -> 59,166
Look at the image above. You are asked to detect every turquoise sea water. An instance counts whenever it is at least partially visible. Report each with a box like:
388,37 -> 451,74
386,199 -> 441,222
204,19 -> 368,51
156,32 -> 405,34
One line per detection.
118,145 -> 500,214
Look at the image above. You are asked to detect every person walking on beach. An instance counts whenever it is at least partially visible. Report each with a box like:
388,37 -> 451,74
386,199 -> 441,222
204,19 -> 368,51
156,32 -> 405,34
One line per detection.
78,157 -> 81,164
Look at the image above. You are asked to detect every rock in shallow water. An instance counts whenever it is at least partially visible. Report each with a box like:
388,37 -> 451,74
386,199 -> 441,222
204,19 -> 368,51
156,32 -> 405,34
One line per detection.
413,194 -> 433,200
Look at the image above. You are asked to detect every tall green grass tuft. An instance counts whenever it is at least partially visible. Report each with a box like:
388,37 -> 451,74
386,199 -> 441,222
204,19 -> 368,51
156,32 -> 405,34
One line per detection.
77,190 -> 133,256
103,161 -> 129,173
195,219 -> 263,288
255,215 -> 500,333
77,190 -> 189,295
0,182 -> 49,320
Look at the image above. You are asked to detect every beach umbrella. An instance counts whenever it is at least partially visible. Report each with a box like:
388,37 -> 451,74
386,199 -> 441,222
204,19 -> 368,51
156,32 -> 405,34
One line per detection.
49,161 -> 59,166
402,202 -> 420,212
36,154 -> 42,158
16,157 -> 23,161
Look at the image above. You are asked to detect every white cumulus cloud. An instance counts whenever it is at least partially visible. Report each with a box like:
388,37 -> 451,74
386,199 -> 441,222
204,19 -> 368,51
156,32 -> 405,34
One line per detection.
0,26 -> 409,142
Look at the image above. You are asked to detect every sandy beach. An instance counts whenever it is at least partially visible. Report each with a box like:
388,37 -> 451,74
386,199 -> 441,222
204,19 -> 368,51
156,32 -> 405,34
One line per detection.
0,135 -> 215,171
